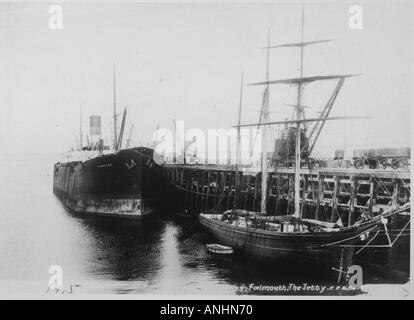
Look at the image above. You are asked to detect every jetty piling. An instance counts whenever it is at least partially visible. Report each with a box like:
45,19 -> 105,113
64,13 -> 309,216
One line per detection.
162,165 -> 410,226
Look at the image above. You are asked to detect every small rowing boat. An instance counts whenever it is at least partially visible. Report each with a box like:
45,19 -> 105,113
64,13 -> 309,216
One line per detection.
206,244 -> 234,255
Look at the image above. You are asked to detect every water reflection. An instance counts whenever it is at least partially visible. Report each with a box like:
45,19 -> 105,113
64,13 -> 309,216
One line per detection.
61,210 -> 167,292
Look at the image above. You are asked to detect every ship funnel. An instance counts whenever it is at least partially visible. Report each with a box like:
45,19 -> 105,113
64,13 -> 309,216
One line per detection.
89,115 -> 101,146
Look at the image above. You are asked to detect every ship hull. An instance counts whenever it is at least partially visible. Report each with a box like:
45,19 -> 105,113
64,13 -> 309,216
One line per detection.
199,213 -> 394,262
53,147 -> 163,219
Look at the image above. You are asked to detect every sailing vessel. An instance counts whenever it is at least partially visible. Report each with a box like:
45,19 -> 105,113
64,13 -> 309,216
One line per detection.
199,204 -> 410,260
53,68 -> 163,219
199,10 -> 410,261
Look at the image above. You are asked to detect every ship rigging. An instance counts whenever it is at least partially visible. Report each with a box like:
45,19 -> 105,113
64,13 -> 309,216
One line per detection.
198,7 -> 410,261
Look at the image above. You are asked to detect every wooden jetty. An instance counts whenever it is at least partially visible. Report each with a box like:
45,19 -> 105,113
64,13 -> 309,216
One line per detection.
160,164 -> 410,227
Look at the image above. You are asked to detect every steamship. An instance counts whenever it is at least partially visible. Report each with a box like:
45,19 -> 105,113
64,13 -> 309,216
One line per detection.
53,72 -> 163,219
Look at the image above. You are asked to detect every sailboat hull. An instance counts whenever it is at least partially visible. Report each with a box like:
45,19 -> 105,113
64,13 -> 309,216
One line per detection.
199,213 -> 387,262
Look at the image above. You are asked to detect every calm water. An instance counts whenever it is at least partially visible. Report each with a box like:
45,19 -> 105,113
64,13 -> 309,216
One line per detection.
0,153 -> 409,296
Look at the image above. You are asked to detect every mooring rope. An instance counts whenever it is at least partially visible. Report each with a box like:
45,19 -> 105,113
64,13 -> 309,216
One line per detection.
167,182 -> 226,198
354,229 -> 381,255
320,225 -> 379,247
390,219 -> 411,247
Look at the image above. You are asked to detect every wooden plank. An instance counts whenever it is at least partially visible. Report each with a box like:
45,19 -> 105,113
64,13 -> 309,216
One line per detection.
349,176 -> 356,226
316,174 -> 324,220
392,180 -> 399,204
227,172 -> 231,210
332,175 -> 339,223
301,174 -> 308,218
368,177 -> 375,217
205,171 -> 211,212
244,175 -> 250,210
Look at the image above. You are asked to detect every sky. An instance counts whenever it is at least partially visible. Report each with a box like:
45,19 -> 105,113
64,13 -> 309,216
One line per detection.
0,1 -> 412,156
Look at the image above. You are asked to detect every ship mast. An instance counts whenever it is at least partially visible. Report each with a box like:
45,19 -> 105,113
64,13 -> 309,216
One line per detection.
294,6 -> 305,218
79,104 -> 83,149
235,72 -> 244,208
173,119 -> 177,164
260,30 -> 271,214
237,6 -> 361,219
113,65 -> 118,151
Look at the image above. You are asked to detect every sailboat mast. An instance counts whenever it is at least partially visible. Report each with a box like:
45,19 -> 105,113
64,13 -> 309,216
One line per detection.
235,72 -> 244,208
173,119 -> 177,164
113,66 -> 118,151
260,30 -> 271,214
79,104 -> 83,149
294,6 -> 305,218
